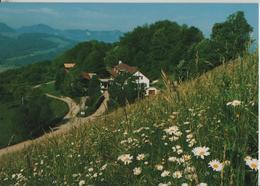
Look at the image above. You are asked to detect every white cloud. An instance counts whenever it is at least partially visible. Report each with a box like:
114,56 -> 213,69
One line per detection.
73,9 -> 112,19
0,7 -> 59,16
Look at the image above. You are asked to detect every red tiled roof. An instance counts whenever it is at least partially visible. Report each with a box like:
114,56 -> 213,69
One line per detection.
110,63 -> 138,77
115,63 -> 138,73
64,63 -> 76,69
109,69 -> 118,78
81,72 -> 91,80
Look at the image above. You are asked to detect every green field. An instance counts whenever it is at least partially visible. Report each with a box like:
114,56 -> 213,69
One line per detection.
0,64 -> 18,73
49,97 -> 69,120
38,82 -> 83,104
0,102 -> 27,148
38,82 -> 62,97
0,96 -> 68,149
4,37 -> 72,67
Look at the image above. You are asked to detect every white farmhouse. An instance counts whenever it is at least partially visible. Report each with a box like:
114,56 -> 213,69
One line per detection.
109,61 -> 158,96
133,71 -> 150,89
80,61 -> 158,96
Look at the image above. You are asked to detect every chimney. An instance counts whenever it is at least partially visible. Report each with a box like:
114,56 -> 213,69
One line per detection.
119,60 -> 122,64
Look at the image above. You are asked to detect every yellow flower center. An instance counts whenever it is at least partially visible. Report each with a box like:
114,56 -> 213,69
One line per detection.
251,163 -> 257,169
199,151 -> 205,156
213,164 -> 219,169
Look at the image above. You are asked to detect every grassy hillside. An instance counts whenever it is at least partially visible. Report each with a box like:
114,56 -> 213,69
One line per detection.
0,53 -> 257,185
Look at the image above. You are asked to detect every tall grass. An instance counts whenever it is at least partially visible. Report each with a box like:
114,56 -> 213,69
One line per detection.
0,53 -> 258,186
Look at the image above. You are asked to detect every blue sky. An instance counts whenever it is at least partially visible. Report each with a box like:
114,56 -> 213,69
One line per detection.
0,3 -> 258,38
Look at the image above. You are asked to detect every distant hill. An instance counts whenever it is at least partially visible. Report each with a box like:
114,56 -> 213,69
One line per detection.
0,23 -> 76,69
0,32 -> 75,67
17,24 -> 59,35
17,24 -> 124,43
0,23 -> 15,33
61,29 -> 123,43
0,23 -> 124,71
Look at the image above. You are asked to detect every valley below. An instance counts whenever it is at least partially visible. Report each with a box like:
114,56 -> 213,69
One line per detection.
0,22 -> 123,72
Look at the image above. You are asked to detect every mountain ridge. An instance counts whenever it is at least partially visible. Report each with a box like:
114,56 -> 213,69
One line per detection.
0,22 -> 124,70
16,23 -> 124,43
0,23 -> 15,33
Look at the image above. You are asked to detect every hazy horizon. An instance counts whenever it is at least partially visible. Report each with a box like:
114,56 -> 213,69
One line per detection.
0,3 -> 258,39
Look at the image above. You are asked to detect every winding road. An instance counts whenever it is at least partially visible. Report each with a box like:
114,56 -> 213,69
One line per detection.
46,94 -> 80,119
0,91 -> 109,158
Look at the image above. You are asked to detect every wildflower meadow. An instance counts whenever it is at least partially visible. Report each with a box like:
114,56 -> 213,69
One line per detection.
0,53 -> 258,185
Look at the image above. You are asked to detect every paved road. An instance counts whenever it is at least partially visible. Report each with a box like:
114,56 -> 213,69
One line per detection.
0,91 -> 109,158
33,81 -> 80,119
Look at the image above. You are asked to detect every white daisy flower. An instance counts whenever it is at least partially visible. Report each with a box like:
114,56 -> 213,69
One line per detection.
137,153 -> 145,161
164,126 -> 179,135
155,164 -> 164,171
182,154 -> 191,161
177,149 -> 183,155
208,160 -> 223,172
176,145 -> 181,149
133,167 -> 142,175
192,146 -> 210,159
245,158 -> 258,170
244,156 -> 252,161
186,134 -> 193,139
226,100 -> 241,107
161,170 -> 171,177
168,156 -> 177,162
188,139 -> 197,147
79,180 -> 85,186
117,154 -> 133,165
172,171 -> 182,178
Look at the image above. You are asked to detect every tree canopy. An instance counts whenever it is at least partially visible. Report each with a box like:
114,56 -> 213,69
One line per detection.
211,11 -> 253,60
104,21 -> 204,79
17,89 -> 54,137
108,72 -> 146,107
